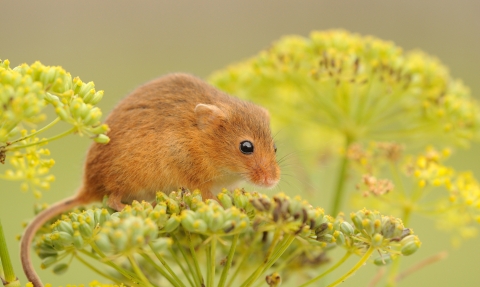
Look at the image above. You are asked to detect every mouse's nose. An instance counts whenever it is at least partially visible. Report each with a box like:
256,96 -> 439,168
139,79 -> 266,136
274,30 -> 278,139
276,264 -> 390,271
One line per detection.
263,175 -> 279,188
264,163 -> 280,188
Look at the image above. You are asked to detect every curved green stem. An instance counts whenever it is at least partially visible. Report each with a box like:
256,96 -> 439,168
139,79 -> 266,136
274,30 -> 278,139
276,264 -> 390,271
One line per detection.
242,234 -> 295,287
240,230 -> 283,287
9,117 -> 60,145
140,253 -> 179,287
218,234 -> 239,287
386,257 -> 401,287
75,254 -> 122,285
206,236 -> 217,287
327,246 -> 375,287
185,232 -> 204,286
262,234 -> 296,272
89,244 -> 140,284
5,127 -> 76,151
148,244 -> 186,287
127,254 -> 156,287
299,251 -> 352,287
226,240 -> 251,286
168,247 -> 195,287
386,185 -> 415,287
172,240 -> 199,287
0,219 -> 17,284
330,136 -> 353,216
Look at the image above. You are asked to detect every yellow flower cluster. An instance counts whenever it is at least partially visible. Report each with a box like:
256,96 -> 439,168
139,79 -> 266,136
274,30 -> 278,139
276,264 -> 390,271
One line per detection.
1,130 -> 55,198
0,60 -> 46,144
1,59 -> 110,197
32,190 -> 420,286
210,30 -> 480,153
410,148 -> 480,245
1,60 -> 109,145
351,144 -> 480,245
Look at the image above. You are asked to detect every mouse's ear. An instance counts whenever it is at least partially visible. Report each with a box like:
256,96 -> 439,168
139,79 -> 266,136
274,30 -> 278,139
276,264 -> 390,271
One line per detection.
195,104 -> 226,129
260,107 -> 270,120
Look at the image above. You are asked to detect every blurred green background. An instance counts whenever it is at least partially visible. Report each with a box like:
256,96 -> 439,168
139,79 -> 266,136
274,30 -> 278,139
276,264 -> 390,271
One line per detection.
1,1 -> 480,286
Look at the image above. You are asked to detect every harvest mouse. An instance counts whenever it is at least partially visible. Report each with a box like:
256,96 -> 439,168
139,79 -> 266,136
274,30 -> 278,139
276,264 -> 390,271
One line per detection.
21,73 -> 281,286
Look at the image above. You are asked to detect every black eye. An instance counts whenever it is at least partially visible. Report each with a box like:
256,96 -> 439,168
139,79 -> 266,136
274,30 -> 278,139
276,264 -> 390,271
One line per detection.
240,141 -> 254,154
274,143 -> 277,153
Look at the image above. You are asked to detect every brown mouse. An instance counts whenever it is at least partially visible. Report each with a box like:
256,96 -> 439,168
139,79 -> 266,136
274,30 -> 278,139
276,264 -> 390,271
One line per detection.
20,73 -> 281,286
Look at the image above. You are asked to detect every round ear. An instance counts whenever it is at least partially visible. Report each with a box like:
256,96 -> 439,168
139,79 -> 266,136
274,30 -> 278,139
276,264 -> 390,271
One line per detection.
260,107 -> 270,120
194,104 -> 226,129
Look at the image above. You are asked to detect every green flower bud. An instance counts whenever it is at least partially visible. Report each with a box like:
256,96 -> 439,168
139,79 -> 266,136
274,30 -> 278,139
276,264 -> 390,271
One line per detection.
73,231 -> 84,249
218,192 -> 233,209
90,90 -> 104,105
372,233 -> 384,247
401,240 -> 421,256
195,219 -> 209,233
91,124 -> 109,135
350,213 -> 363,231
94,134 -> 110,144
44,92 -> 60,105
374,254 -> 393,266
50,231 -> 73,245
362,219 -> 374,235
38,245 -> 58,259
99,208 -> 110,225
77,81 -> 95,98
340,221 -> 354,235
335,231 -> 346,245
82,89 -> 96,103
400,234 -> 417,245
112,230 -> 127,251
41,255 -> 58,269
94,232 -> 112,253
79,222 -> 93,238
55,107 -> 70,122
320,234 -> 336,243
222,220 -> 235,233
373,219 -> 382,235
295,224 -> 311,238
82,107 -> 101,126
181,210 -> 197,229
53,263 -> 69,275
233,191 -> 249,209
150,238 -> 173,253
381,216 -> 404,239
164,215 -> 181,233
56,220 -> 74,235
69,213 -> 79,222
166,199 -> 180,215
208,211 -> 224,232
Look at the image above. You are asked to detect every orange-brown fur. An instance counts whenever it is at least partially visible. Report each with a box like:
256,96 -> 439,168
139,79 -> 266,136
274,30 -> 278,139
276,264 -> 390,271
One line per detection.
21,73 -> 280,286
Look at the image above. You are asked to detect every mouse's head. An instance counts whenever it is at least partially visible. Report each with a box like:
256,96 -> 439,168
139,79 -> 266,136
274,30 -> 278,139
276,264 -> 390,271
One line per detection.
194,100 -> 280,189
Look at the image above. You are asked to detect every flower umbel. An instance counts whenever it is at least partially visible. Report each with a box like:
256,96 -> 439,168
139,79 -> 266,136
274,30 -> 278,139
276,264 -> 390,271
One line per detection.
209,30 -> 480,147
0,59 -> 110,197
31,190 -> 420,287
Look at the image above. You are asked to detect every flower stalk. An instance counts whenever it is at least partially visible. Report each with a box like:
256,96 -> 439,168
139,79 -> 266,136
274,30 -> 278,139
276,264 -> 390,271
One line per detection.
331,135 -> 354,216
299,251 -> 352,287
0,219 -> 20,287
327,246 -> 375,287
218,234 -> 239,287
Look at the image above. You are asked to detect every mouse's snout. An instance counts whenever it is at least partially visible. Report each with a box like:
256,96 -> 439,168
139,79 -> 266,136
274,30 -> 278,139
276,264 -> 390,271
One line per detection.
261,175 -> 280,189
248,159 -> 281,189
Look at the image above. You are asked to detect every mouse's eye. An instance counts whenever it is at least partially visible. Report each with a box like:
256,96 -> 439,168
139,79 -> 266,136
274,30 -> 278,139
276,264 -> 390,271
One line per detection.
274,143 -> 277,153
240,141 -> 254,154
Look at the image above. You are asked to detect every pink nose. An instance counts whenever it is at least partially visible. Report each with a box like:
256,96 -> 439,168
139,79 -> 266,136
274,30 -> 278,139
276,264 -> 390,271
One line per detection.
263,177 -> 278,188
